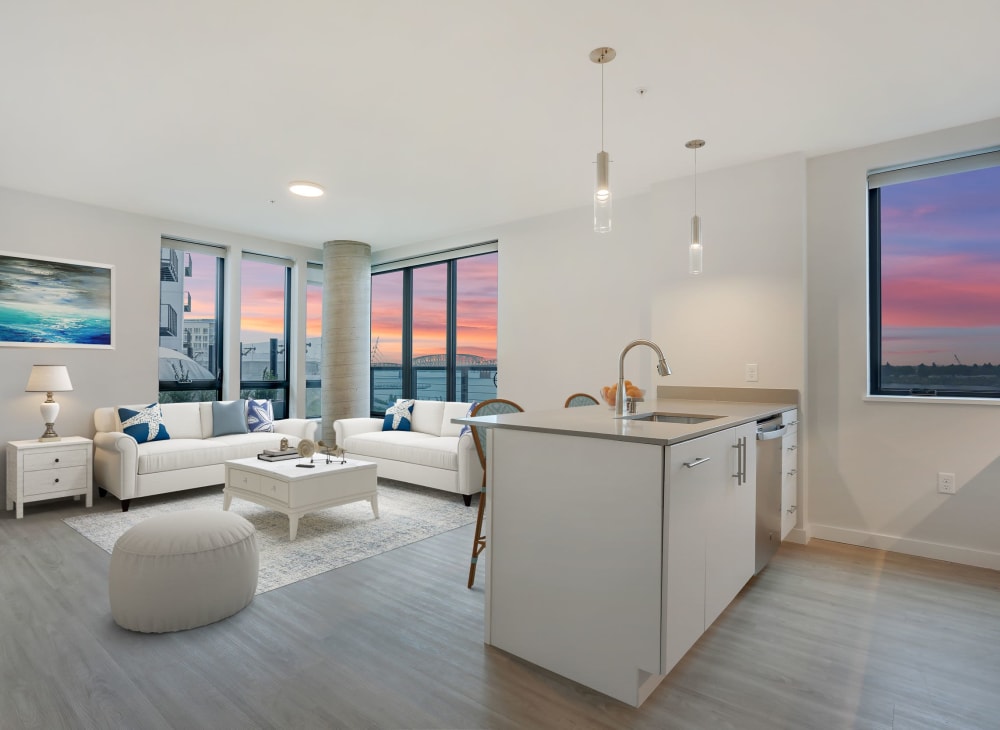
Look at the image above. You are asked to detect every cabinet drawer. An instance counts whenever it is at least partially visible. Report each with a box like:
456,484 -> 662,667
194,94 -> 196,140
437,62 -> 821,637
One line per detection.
260,478 -> 289,503
24,448 -> 88,472
229,470 -> 261,494
781,472 -> 798,540
24,466 -> 88,496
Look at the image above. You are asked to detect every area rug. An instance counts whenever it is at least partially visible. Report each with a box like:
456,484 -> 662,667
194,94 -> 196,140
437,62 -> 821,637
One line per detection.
63,481 -> 477,594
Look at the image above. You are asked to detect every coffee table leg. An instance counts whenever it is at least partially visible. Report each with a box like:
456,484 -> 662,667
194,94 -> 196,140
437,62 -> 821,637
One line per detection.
370,494 -> 379,518
289,514 -> 299,541
223,491 -> 232,510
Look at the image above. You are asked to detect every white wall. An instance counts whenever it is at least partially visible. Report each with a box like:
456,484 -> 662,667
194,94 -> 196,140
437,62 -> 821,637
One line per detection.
807,117 -> 1000,569
0,186 -> 319,493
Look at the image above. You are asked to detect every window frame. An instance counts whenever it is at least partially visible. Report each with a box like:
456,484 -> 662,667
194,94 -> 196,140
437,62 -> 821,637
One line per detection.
868,148 -> 1000,399
239,254 -> 292,418
370,244 -> 498,415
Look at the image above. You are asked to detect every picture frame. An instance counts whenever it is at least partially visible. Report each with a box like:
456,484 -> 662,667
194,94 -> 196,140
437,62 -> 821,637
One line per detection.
0,250 -> 115,349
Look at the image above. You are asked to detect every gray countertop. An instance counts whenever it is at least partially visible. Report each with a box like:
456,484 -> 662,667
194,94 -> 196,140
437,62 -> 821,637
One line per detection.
453,397 -> 797,446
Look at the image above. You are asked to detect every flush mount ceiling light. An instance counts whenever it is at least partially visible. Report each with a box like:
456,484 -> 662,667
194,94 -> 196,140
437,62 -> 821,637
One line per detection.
288,181 -> 325,198
590,46 -> 615,233
685,139 -> 706,275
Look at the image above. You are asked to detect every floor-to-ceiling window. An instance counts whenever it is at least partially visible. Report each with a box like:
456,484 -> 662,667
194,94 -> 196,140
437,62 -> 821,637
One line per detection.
240,254 -> 291,417
370,245 -> 497,414
305,262 -> 323,418
158,239 -> 224,403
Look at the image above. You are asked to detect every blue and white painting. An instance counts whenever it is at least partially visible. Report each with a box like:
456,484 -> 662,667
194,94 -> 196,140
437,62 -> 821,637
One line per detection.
0,252 -> 114,348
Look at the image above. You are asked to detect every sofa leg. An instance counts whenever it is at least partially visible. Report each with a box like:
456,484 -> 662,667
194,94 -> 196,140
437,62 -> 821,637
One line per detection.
121,499 -> 131,512
98,487 -> 107,498
462,494 -> 472,506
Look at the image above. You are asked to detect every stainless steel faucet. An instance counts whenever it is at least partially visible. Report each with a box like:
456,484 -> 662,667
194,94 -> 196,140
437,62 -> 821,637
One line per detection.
616,339 -> 672,417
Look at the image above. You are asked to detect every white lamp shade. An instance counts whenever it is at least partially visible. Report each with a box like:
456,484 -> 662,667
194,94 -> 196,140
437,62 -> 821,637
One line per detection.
26,365 -> 73,393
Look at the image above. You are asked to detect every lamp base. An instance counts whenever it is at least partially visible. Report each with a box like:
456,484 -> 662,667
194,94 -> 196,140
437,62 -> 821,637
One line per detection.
39,423 -> 61,442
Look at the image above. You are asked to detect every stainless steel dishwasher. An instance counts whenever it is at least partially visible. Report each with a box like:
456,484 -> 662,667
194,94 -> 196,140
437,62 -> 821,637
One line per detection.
755,415 -> 788,574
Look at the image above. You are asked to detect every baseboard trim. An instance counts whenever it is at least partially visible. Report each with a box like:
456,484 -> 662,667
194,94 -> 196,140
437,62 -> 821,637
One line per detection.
808,523 -> 1000,571
784,527 -> 810,545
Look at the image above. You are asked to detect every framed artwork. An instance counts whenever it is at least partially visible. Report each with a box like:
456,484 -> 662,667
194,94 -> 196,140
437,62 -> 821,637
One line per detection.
0,251 -> 114,348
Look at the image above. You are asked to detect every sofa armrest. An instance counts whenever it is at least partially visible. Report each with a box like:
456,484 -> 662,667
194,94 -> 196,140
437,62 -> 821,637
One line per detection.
93,431 -> 139,500
273,418 -> 319,441
334,417 -> 383,445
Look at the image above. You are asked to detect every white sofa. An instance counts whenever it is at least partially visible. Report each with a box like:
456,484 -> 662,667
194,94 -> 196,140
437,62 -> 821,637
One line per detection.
334,400 -> 482,505
93,402 -> 318,511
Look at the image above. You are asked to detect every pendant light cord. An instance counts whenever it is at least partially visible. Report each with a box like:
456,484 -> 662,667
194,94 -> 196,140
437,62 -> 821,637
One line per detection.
600,61 -> 605,150
693,145 -> 698,214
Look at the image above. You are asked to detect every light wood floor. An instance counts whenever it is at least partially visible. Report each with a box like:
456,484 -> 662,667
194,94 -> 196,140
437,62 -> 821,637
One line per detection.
2,489 -> 999,730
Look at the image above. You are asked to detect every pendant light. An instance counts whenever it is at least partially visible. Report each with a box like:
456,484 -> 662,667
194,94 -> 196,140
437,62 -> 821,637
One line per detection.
686,139 -> 705,274
590,47 -> 615,233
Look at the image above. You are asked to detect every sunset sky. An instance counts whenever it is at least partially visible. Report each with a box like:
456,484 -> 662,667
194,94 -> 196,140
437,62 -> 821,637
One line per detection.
372,253 -> 498,363
182,251 -> 497,358
880,164 -> 1000,366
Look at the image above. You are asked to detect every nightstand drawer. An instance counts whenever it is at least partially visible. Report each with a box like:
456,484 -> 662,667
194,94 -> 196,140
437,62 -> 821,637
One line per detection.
24,448 -> 88,472
24,465 -> 88,496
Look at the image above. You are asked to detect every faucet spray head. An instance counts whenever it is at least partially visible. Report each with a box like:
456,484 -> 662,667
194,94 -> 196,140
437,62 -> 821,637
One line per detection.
656,358 -> 672,377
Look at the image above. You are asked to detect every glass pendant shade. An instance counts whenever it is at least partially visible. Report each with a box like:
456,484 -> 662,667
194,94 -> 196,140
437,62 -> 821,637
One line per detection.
689,214 -> 703,275
594,150 -> 612,232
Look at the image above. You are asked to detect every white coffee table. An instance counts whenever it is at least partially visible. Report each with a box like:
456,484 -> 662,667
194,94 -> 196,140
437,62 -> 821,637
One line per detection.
224,456 -> 378,541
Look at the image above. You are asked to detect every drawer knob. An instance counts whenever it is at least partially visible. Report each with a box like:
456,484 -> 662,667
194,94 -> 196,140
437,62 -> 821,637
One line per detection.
55,458 -> 60,463
54,478 -> 60,483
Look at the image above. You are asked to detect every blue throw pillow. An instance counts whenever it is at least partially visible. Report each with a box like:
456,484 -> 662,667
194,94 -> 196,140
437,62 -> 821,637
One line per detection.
458,401 -> 478,438
383,399 -> 415,431
246,398 -> 274,433
118,403 -> 171,443
212,399 -> 248,436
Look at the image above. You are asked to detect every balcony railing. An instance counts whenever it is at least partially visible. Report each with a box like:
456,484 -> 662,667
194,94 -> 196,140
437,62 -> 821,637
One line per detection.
160,248 -> 179,282
370,364 -> 498,414
159,303 -> 178,337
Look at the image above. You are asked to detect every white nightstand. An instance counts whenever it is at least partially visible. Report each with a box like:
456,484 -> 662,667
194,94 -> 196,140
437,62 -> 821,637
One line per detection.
6,436 -> 93,519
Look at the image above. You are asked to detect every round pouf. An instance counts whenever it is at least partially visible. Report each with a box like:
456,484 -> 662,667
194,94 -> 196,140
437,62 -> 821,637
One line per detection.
109,509 -> 259,633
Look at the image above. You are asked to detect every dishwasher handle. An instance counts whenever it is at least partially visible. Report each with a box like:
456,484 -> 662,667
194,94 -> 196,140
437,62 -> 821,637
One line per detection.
756,424 -> 788,441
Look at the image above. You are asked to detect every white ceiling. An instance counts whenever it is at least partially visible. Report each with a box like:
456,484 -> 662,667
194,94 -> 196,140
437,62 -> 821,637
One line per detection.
3,1 -> 1000,251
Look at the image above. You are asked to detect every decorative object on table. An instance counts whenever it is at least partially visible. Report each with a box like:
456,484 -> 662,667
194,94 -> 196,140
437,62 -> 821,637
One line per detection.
564,393 -> 599,408
297,438 -> 316,460
65,480 -> 476,594
279,437 -> 289,451
600,381 -> 643,407
0,251 -> 114,348
317,440 -> 347,464
589,46 -> 616,233
686,139 -> 707,275
257,448 -> 299,462
25,364 -> 74,441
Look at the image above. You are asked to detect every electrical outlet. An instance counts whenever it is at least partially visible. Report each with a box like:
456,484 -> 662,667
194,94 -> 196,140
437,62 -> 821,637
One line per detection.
745,363 -> 759,382
937,472 -> 956,494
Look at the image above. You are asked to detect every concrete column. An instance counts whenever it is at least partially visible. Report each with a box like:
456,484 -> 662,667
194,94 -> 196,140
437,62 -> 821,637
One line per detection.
322,240 -> 371,445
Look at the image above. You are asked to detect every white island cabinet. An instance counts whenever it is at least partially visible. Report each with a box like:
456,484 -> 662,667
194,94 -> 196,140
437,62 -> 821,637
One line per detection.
484,418 -> 758,707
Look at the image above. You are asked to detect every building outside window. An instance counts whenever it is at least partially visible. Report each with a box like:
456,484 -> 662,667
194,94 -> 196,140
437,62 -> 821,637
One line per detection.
868,149 -> 1000,397
240,254 -> 291,417
370,247 -> 498,414
305,263 -> 323,418
158,239 -> 223,402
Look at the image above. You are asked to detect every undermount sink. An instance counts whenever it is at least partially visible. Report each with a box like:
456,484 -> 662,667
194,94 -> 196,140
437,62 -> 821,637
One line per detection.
623,412 -> 722,424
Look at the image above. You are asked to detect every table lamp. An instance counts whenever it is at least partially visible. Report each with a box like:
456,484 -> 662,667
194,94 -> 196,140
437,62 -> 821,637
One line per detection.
26,365 -> 74,442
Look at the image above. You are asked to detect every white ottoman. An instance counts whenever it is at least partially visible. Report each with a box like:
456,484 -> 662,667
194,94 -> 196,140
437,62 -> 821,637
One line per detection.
109,509 -> 259,633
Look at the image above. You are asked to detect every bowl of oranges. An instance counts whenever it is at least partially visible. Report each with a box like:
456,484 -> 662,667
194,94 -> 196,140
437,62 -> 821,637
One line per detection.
600,380 -> 644,407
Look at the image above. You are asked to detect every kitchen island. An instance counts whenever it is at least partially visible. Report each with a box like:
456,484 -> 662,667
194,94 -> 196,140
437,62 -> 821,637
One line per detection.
455,390 -> 797,707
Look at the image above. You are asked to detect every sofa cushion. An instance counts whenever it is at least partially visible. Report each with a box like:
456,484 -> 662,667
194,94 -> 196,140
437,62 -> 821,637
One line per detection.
212,400 -> 248,436
136,433 -> 302,475
246,398 -> 274,432
383,399 -> 415,431
410,400 -> 445,436
118,404 -> 171,443
159,402 -> 204,440
344,431 -> 460,471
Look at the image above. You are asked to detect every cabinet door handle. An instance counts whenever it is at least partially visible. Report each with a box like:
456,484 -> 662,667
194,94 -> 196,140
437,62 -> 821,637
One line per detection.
786,444 -> 797,452
787,505 -> 797,514
732,437 -> 747,484
787,468 -> 797,476
683,457 -> 711,468
787,420 -> 799,426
